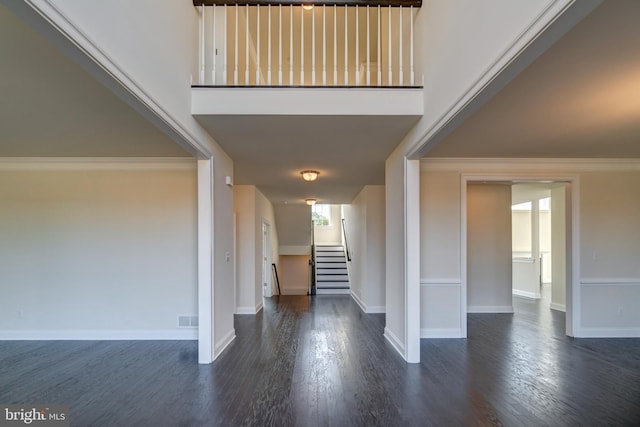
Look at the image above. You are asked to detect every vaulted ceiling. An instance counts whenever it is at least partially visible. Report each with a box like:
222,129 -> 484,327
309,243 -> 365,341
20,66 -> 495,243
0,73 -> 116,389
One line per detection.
0,3 -> 189,157
426,0 -> 640,159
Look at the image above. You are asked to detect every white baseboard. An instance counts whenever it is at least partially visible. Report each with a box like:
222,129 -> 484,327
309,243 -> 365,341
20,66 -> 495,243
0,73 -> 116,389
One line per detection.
467,305 -> 514,314
282,288 -> 309,295
236,306 -> 258,315
513,289 -> 541,299
256,301 -> 264,313
384,327 -> 406,359
214,328 -> 236,358
578,327 -> 640,338
0,329 -> 197,340
349,292 -> 385,313
351,291 -> 367,312
550,302 -> 566,312
420,328 -> 465,339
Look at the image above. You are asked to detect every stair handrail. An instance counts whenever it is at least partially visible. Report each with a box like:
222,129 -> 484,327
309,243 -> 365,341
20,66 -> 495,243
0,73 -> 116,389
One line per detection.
309,220 -> 317,295
271,263 -> 281,295
341,218 -> 352,262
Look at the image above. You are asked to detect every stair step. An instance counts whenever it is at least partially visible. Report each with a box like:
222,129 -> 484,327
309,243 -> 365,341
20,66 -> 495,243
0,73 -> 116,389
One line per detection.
316,257 -> 346,263
316,262 -> 347,270
318,276 -> 349,282
316,288 -> 350,295
316,251 -> 344,256
317,282 -> 351,289
316,246 -> 344,251
317,266 -> 349,276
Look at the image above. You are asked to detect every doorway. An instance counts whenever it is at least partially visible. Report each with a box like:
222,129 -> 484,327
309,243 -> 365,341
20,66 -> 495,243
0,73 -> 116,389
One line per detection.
461,174 -> 579,338
511,184 -> 567,313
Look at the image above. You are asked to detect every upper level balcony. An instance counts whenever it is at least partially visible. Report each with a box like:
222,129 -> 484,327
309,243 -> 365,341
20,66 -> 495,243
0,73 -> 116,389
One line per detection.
191,1 -> 424,118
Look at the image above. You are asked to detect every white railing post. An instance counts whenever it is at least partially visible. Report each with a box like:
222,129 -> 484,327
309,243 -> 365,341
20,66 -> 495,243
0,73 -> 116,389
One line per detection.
410,5 -> 414,86
355,5 -> 359,86
223,5 -> 228,85
245,4 -> 250,85
366,5 -> 370,86
322,5 -> 326,86
256,4 -> 261,85
333,4 -> 337,85
300,6 -> 304,85
212,5 -> 216,85
388,6 -> 392,86
312,6 -> 316,85
344,5 -> 348,85
269,4 -> 273,86
199,5 -> 205,85
289,5 -> 293,85
377,5 -> 381,86
234,4 -> 238,85
399,6 -> 403,86
278,5 -> 282,86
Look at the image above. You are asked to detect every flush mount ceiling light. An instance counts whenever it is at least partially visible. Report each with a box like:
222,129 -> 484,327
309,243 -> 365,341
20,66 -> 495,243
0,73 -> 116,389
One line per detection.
305,198 -> 317,206
302,4 -> 314,10
301,170 -> 319,182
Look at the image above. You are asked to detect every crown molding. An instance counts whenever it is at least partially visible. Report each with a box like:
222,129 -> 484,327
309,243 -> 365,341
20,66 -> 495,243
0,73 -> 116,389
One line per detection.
0,157 -> 196,171
420,158 -> 640,173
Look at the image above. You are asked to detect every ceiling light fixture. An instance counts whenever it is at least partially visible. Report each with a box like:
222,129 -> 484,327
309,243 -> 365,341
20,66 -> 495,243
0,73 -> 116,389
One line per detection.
302,4 -> 314,11
301,170 -> 319,182
305,198 -> 317,206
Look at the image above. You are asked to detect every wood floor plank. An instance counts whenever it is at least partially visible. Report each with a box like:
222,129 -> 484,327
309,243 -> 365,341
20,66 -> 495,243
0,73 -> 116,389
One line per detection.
1,291 -> 639,426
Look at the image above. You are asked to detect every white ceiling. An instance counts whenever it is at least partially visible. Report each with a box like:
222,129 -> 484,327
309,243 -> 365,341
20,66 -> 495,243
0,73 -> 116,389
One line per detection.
426,0 -> 640,159
195,114 -> 419,204
0,4 -> 190,157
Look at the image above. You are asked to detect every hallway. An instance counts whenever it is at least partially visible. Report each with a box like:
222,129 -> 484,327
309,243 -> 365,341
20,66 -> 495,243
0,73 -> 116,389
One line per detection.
1,295 -> 639,426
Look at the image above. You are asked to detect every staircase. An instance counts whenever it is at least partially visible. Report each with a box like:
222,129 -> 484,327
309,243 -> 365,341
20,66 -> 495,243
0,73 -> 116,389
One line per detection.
315,245 -> 350,294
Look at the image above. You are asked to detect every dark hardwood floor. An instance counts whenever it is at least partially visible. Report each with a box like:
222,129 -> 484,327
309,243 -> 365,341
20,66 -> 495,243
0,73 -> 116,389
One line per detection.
1,292 -> 639,426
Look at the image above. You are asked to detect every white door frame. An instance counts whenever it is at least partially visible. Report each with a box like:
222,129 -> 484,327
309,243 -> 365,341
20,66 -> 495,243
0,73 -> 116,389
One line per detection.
197,158 -> 215,364
262,219 -> 272,298
461,173 -> 580,338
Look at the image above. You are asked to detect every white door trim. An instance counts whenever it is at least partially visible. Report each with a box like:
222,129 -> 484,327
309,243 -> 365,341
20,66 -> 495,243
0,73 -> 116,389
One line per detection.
262,219 -> 273,298
461,173 -> 580,338
197,158 -> 215,364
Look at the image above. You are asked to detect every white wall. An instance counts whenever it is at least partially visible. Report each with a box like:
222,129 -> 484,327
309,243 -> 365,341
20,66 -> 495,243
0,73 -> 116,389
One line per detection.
580,172 -> 640,335
234,185 -> 279,314
343,186 -> 385,313
467,184 -> 513,313
234,186 -> 256,313
0,162 -> 198,339
280,255 -> 310,295
273,204 -> 312,255
255,189 -> 279,299
384,148 -> 410,357
421,159 -> 640,338
420,171 -> 462,337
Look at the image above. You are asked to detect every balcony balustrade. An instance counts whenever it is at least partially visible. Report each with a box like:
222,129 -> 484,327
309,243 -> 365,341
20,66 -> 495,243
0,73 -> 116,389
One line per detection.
195,3 -> 419,87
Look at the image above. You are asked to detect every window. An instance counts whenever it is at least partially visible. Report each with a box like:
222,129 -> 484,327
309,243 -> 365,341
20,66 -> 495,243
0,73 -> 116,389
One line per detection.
312,204 -> 331,227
